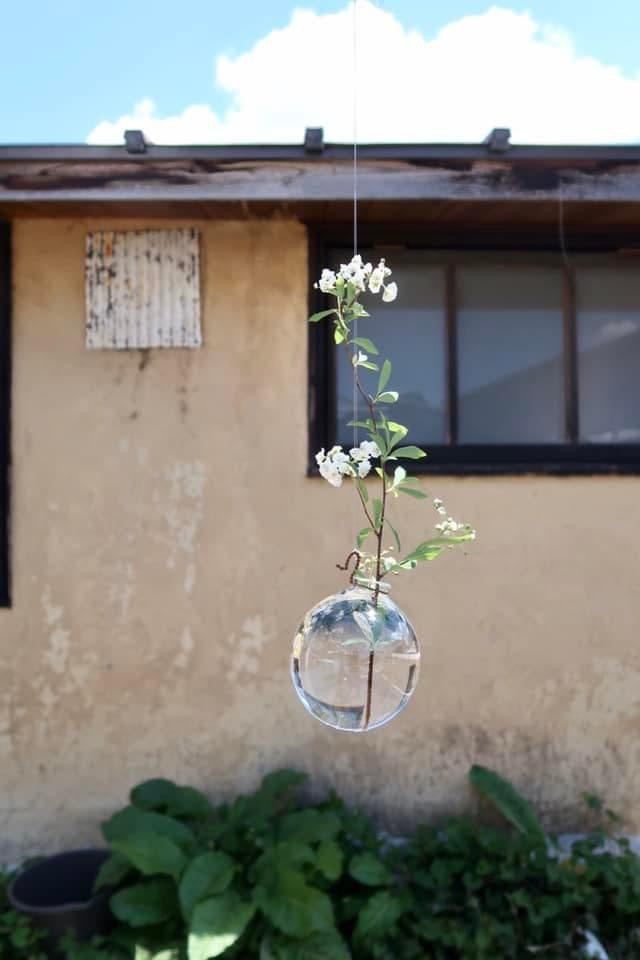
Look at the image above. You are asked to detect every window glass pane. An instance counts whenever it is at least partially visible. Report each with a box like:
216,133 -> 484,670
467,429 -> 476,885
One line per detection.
335,251 -> 446,444
457,266 -> 564,443
577,267 -> 640,443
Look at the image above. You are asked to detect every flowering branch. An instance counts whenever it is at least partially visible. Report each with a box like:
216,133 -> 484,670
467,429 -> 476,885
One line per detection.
311,254 -> 475,603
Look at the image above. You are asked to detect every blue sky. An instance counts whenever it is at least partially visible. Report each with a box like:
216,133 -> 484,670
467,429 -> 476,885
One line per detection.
2,0 -> 640,144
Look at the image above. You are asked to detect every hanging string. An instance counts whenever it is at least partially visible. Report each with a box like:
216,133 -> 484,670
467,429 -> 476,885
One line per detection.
352,0 -> 359,455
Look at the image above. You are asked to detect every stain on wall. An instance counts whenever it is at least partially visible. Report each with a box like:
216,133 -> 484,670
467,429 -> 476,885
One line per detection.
0,217 -> 639,860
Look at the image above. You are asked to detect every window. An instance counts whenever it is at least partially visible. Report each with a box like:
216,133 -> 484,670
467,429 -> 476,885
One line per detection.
309,242 -> 640,473
0,222 -> 10,605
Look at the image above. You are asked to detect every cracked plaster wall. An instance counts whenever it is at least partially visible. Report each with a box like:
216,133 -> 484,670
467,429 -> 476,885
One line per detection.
0,217 -> 639,860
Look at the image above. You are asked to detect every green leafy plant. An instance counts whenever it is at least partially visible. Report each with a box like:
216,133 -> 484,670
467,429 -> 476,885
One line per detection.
311,255 -> 475,601
0,870 -> 47,960
43,768 -> 640,960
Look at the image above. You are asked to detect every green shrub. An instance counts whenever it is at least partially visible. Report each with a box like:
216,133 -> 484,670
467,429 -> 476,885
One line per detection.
5,767 -> 640,960
0,870 -> 47,960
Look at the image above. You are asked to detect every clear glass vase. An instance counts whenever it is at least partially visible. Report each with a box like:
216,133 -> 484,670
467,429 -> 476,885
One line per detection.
291,583 -> 420,732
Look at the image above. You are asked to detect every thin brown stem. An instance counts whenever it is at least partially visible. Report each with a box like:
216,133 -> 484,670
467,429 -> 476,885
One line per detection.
363,649 -> 375,729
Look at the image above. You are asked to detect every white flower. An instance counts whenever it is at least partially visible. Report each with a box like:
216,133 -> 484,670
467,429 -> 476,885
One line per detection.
368,266 -> 384,294
382,281 -> 398,303
393,466 -> 406,484
319,459 -> 343,487
350,440 -> 380,462
317,445 -> 355,487
357,459 -> 371,478
352,350 -> 368,366
382,556 -> 396,572
318,269 -> 336,293
360,440 -> 380,459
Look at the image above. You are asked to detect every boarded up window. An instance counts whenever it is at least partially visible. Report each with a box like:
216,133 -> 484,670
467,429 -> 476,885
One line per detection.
85,229 -> 202,349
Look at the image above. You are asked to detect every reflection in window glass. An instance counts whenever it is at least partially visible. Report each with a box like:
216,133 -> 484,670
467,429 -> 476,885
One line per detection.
334,251 -> 446,443
457,266 -> 564,443
577,268 -> 640,443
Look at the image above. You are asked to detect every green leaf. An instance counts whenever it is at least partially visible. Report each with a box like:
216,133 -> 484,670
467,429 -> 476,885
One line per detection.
179,852 -> 236,921
131,778 -> 212,818
351,336 -> 378,355
110,833 -> 187,880
110,879 -> 178,927
356,478 -> 369,504
398,487 -> 427,499
254,870 -> 334,938
279,810 -> 341,843
347,419 -> 375,433
188,892 -> 255,960
377,359 -> 392,394
94,852 -> 132,891
387,522 -> 401,553
334,328 -> 345,345
349,852 -> 392,887
308,309 -> 337,323
376,392 -> 398,404
393,446 -> 426,460
358,361 -> 379,372
469,765 -> 545,842
103,806 -> 196,851
357,527 -> 373,550
315,841 -> 343,882
354,891 -> 403,940
372,499 -> 383,531
268,931 -> 350,960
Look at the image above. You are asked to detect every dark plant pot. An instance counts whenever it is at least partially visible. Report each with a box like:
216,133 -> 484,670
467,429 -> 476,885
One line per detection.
8,848 -> 114,953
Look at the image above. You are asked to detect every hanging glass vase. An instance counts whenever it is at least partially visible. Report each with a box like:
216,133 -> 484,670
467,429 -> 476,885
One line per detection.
291,579 -> 420,732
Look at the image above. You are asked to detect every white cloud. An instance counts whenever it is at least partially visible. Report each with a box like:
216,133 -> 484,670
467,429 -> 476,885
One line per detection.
87,2 -> 640,145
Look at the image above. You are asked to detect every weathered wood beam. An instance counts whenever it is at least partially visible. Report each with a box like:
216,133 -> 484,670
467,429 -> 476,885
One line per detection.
2,159 -> 640,204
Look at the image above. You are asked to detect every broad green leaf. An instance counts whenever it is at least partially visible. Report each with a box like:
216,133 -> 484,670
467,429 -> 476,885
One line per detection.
315,841 -> 343,882
347,419 -> 375,432
308,309 -> 337,323
334,328 -> 345,345
94,852 -> 132,891
351,336 -> 378,355
103,806 -> 196,851
387,521 -> 401,553
354,891 -> 403,940
356,478 -> 369,504
179,852 -> 236,920
110,879 -> 178,927
254,870 -> 334,938
377,359 -> 392,394
398,487 -> 428,500
110,833 -> 187,880
376,392 -> 398,404
372,499 -> 383,531
349,302 -> 370,319
236,769 -> 307,823
348,852 -> 392,887
357,527 -> 373,550
188,892 -> 255,960
130,779 -> 212,819
469,765 -> 545,842
252,842 -> 316,887
346,281 -> 357,304
393,446 -> 426,460
268,931 -> 350,960
279,810 -> 341,843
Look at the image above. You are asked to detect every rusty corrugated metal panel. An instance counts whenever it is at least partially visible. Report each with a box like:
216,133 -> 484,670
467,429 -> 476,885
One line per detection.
85,228 -> 202,349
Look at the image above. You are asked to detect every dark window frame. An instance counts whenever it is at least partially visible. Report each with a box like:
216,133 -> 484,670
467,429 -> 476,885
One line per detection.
308,226 -> 640,475
0,222 -> 10,605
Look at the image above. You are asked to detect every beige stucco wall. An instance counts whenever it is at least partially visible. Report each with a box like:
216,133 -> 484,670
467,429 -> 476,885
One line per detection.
0,216 -> 639,860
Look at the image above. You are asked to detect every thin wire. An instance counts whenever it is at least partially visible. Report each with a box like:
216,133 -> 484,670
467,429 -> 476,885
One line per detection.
352,0 -> 359,455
